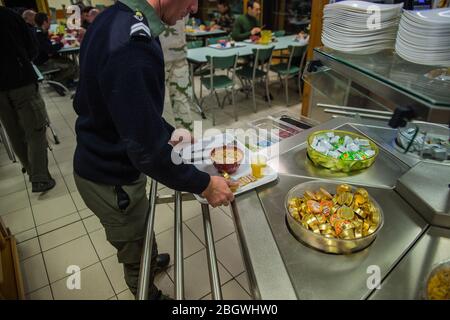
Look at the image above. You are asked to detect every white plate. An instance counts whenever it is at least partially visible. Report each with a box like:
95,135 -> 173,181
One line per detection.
324,9 -> 401,18
323,27 -> 398,39
179,134 -> 279,204
403,8 -> 450,25
324,20 -> 400,30
401,15 -> 450,31
326,1 -> 404,12
396,42 -> 450,59
322,32 -> 396,45
323,39 -> 393,53
396,49 -> 450,66
324,11 -> 402,23
396,34 -> 450,51
399,21 -> 450,38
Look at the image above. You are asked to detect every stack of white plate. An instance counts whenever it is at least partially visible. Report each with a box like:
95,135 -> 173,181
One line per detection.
322,1 -> 403,54
395,8 -> 450,66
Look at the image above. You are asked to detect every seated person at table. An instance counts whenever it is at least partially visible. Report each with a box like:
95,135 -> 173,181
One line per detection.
231,0 -> 261,41
33,12 -> 77,90
211,0 -> 234,34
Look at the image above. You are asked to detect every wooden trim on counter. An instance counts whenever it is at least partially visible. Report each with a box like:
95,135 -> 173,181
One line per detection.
0,217 -> 25,300
0,236 -> 25,300
301,0 -> 328,117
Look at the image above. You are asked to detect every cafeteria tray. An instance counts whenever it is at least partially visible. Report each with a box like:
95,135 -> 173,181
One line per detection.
179,133 -> 278,204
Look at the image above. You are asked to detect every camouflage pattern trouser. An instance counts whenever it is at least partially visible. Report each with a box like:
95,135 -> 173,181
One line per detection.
163,59 -> 194,131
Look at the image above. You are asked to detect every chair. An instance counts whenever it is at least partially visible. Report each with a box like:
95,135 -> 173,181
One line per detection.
271,30 -> 288,62
201,54 -> 238,125
236,46 -> 274,112
187,40 -> 209,102
37,65 -> 69,98
206,36 -> 231,46
270,44 -> 307,106
186,40 -> 203,49
33,64 -> 61,145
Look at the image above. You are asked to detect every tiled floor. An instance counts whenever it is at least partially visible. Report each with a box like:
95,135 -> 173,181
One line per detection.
0,76 -> 303,300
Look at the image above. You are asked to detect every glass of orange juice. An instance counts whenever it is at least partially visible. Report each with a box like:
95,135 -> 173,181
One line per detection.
251,155 -> 267,179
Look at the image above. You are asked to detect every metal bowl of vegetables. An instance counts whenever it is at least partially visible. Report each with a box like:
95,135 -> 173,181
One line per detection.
423,259 -> 450,300
307,130 -> 379,172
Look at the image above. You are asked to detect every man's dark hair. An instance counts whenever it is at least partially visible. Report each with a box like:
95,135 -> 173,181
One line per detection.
34,12 -> 48,27
82,6 -> 94,14
247,0 -> 259,9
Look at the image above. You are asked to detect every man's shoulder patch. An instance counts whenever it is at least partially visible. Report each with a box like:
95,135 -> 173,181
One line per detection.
129,11 -> 152,40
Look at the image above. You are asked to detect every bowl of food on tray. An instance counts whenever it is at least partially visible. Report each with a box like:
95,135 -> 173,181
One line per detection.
210,145 -> 244,174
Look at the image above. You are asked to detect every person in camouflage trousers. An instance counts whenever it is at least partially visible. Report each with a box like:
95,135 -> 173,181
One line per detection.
160,17 -> 195,131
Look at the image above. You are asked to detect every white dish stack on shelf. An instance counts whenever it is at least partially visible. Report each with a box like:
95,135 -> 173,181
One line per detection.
395,8 -> 450,66
322,1 -> 404,54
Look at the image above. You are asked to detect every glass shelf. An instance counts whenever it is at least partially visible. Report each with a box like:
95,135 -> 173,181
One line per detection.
315,47 -> 450,108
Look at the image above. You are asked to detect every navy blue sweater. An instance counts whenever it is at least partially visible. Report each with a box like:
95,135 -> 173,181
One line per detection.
73,2 -> 210,194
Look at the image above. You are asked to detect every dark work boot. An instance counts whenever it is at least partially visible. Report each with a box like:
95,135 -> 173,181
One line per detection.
150,290 -> 174,300
32,178 -> 56,193
154,253 -> 170,274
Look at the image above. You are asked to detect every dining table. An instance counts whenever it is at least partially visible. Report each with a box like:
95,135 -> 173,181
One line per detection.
186,35 -> 307,114
185,28 -> 228,46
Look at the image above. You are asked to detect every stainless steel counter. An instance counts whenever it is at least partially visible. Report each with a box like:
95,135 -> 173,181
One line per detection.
273,123 -> 409,189
397,162 -> 450,228
257,174 -> 427,299
229,117 -> 450,300
370,226 -> 450,300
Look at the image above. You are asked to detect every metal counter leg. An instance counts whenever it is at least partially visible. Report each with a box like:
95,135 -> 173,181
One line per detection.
137,179 -> 158,300
0,123 -> 16,163
174,191 -> 185,299
43,108 -> 60,145
201,203 -> 223,300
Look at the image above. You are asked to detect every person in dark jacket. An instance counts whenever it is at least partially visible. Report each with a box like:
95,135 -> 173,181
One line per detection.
73,0 -> 236,300
0,7 -> 55,193
34,12 -> 77,88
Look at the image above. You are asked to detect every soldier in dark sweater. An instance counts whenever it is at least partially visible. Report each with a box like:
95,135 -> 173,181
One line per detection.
73,0 -> 236,300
